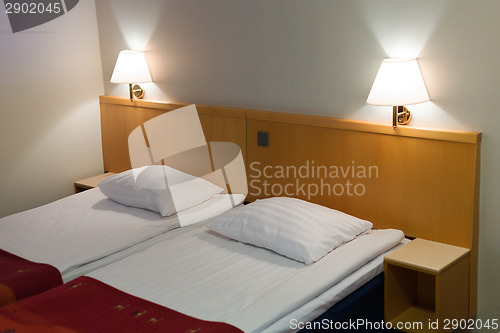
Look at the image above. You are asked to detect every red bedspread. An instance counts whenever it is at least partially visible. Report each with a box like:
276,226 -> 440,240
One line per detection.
0,276 -> 244,332
0,249 -> 63,307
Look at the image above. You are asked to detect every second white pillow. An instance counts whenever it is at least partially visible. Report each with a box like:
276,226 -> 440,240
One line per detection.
208,197 -> 372,264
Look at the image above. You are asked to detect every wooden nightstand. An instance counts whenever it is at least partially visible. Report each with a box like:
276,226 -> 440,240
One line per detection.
384,239 -> 470,333
74,173 -> 115,192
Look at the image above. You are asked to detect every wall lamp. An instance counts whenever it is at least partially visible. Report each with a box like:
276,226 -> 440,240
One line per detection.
367,58 -> 430,129
111,50 -> 152,101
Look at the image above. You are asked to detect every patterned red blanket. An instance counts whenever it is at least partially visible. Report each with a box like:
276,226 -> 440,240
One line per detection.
0,249 -> 63,307
0,276 -> 243,332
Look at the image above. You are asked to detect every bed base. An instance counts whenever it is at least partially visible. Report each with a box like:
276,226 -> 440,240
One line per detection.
299,273 -> 398,333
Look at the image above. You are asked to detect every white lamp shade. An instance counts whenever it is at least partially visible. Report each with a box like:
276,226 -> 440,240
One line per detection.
110,50 -> 152,84
367,58 -> 430,106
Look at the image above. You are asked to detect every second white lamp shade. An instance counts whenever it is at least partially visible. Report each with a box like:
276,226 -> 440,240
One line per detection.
367,58 -> 429,106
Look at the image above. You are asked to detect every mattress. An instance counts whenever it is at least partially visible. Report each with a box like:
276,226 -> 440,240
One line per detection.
267,238 -> 409,332
0,188 -> 244,281
89,222 -> 404,333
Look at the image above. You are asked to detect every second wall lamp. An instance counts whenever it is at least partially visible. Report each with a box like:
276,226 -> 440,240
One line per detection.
367,58 -> 430,128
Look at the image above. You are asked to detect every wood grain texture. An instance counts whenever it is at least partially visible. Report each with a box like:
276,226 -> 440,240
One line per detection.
385,246 -> 470,332
247,109 -> 480,144
384,263 -> 419,325
246,119 -> 478,248
245,110 -> 480,317
437,257 -> 470,325
99,96 -> 480,317
384,239 -> 470,274
74,173 -> 115,192
99,96 -> 246,173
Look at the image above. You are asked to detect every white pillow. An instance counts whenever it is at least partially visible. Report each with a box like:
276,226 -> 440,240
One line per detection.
208,197 -> 372,264
98,165 -> 223,217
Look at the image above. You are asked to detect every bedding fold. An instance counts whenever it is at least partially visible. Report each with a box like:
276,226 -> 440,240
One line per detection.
89,227 -> 404,332
0,276 -> 243,332
0,249 -> 62,307
0,189 -> 244,279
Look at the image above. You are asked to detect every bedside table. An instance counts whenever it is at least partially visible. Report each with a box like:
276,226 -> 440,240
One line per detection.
74,173 -> 115,192
384,239 -> 470,333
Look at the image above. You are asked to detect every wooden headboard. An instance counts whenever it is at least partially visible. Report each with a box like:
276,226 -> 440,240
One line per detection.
99,95 -> 481,317
100,96 -> 246,173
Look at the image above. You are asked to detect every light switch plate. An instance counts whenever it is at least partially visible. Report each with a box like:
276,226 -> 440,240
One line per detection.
257,131 -> 269,147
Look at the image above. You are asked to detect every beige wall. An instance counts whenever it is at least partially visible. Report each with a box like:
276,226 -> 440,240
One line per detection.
0,1 -> 104,216
95,0 -> 500,322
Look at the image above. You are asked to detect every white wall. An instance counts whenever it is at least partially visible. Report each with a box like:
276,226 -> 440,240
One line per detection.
96,0 -> 498,323
0,0 -> 104,217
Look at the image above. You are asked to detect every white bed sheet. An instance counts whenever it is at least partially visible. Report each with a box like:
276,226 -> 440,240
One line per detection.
89,223 -> 404,333
0,188 -> 244,280
264,238 -> 409,332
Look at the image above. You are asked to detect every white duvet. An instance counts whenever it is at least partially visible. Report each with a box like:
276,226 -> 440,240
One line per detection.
89,224 -> 404,332
0,188 -> 244,278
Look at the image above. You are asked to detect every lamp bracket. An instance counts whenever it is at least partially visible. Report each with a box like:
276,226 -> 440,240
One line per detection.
397,106 -> 412,125
132,84 -> 145,99
393,106 -> 412,128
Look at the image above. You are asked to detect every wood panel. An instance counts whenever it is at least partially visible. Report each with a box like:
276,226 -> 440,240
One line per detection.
245,109 -> 480,317
247,109 -> 479,144
99,96 -> 246,173
246,117 -> 478,245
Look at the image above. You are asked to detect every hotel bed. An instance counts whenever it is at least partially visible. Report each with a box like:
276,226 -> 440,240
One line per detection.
88,225 -> 404,332
0,165 -> 245,306
0,189 -> 243,281
1,103 -> 248,307
0,197 -> 405,332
